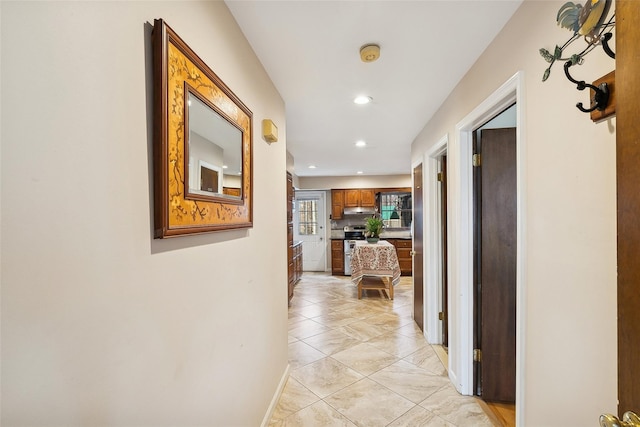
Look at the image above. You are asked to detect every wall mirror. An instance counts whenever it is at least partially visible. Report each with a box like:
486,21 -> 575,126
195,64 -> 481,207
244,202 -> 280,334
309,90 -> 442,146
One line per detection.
185,87 -> 243,201
153,19 -> 252,238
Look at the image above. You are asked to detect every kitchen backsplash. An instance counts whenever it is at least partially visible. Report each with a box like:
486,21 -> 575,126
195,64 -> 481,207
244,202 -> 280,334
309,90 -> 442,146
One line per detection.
331,215 -> 373,230
331,215 -> 410,231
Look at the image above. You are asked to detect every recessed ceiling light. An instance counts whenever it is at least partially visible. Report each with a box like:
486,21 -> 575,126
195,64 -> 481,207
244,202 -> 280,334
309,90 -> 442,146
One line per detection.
308,165 -> 316,169
222,165 -> 228,169
355,140 -> 367,147
353,96 -> 372,105
357,171 -> 364,174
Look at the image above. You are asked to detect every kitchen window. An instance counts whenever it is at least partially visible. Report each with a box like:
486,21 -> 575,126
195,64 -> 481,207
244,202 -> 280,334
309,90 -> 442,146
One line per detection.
297,199 -> 318,235
379,192 -> 412,228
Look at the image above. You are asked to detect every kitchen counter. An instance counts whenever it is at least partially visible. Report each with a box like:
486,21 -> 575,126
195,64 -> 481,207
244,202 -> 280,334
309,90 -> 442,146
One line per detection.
330,230 -> 345,239
380,230 -> 412,239
331,229 -> 411,240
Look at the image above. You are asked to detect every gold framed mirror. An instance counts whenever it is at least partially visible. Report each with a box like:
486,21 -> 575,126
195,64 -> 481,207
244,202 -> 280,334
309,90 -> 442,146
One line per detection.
153,19 -> 252,238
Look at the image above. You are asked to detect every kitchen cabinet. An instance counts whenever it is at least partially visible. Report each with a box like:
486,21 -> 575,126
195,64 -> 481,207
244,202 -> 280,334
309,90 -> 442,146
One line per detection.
385,238 -> 412,276
293,241 -> 303,284
331,189 -> 344,220
360,189 -> 376,207
331,239 -> 344,275
223,187 -> 241,197
334,188 -> 375,218
344,189 -> 375,208
287,172 -> 302,302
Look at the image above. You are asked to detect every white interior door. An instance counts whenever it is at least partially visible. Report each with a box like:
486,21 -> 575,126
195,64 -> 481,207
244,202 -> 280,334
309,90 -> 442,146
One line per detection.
294,191 -> 327,271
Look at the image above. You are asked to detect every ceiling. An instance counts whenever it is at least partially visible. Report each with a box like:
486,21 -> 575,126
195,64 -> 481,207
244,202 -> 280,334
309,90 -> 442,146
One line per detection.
225,0 -> 523,177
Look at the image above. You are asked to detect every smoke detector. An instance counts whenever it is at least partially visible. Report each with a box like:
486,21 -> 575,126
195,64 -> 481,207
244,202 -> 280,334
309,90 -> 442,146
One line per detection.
360,44 -> 380,63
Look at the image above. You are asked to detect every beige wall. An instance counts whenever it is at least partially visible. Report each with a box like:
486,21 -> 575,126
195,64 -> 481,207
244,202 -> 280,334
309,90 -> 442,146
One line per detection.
298,174 -> 411,190
412,1 -> 617,425
1,2 -> 288,425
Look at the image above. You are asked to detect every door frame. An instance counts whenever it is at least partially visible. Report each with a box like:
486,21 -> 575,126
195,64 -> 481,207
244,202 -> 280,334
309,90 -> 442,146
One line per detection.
424,135 -> 448,344
293,190 -> 327,272
448,71 -> 526,425
411,159 -> 425,329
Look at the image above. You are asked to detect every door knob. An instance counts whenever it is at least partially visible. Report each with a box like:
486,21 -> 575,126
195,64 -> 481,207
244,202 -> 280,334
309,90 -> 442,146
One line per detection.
600,411 -> 640,427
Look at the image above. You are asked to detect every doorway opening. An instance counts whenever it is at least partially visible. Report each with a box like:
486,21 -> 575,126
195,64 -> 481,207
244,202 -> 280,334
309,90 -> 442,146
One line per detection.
425,136 -> 448,347
472,105 -> 517,411
294,191 -> 327,272
448,71 -> 526,427
439,154 -> 449,348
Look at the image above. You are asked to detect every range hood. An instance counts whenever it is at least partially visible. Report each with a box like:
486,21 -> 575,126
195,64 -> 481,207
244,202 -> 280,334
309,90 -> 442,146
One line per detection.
343,206 -> 376,215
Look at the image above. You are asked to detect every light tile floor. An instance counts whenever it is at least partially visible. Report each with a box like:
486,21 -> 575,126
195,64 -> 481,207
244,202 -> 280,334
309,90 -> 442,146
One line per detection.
270,272 -> 497,427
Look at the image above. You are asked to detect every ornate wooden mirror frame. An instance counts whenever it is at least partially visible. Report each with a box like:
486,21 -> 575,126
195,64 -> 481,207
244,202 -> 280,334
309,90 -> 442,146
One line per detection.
152,19 -> 253,238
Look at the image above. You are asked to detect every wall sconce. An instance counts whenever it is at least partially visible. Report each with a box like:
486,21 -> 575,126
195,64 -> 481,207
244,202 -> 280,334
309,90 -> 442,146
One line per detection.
262,119 -> 278,144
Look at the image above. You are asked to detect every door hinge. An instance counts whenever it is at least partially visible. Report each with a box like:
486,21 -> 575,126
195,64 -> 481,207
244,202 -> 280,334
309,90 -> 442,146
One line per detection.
437,172 -> 443,182
438,311 -> 444,320
473,348 -> 482,362
472,154 -> 481,167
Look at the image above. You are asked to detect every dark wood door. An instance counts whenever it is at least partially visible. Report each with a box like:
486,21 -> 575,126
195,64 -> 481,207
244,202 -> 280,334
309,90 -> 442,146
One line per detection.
439,155 -> 449,347
200,167 -> 219,192
616,0 -> 640,416
474,128 -> 517,403
413,163 -> 424,331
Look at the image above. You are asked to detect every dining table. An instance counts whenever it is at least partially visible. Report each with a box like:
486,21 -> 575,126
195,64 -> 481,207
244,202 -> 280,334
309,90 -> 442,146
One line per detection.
350,240 -> 401,299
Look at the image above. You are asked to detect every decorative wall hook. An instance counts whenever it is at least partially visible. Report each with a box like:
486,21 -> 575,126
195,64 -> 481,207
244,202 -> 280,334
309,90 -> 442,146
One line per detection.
539,0 -> 616,118
601,32 -> 615,59
564,61 -> 610,113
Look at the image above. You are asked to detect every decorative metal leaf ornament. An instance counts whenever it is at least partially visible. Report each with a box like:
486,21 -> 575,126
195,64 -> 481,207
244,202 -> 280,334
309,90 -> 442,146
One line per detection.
554,46 -> 563,59
557,2 -> 582,33
569,54 -> 583,65
540,48 -> 555,63
539,0 -> 614,82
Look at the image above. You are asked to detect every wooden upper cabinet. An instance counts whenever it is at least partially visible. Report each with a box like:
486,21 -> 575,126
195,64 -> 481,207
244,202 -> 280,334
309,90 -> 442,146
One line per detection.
286,173 -> 294,224
360,189 -> 376,207
344,189 -> 360,207
333,188 -> 380,218
344,189 -> 376,208
332,189 -> 344,219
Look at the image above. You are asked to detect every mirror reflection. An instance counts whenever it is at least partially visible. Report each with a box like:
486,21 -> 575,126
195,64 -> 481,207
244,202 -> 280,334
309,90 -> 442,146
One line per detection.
186,90 -> 243,200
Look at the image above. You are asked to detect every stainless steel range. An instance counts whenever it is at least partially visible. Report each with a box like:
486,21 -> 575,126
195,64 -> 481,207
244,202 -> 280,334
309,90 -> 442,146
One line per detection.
343,226 -> 365,275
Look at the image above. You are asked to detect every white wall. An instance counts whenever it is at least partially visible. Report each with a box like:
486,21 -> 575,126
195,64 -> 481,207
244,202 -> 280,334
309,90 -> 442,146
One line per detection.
1,2 -> 288,425
412,1 -> 617,425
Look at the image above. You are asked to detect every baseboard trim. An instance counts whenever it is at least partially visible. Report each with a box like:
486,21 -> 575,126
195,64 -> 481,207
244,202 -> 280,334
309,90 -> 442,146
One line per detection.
260,363 -> 290,427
